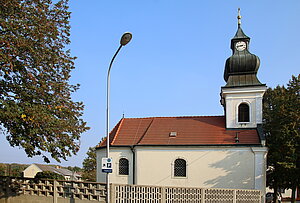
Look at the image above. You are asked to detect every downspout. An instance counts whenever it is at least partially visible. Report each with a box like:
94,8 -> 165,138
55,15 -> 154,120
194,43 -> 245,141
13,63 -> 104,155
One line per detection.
130,146 -> 136,185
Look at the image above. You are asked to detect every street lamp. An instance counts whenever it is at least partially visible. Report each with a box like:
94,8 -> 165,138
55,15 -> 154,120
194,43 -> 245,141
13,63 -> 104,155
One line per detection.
106,32 -> 132,203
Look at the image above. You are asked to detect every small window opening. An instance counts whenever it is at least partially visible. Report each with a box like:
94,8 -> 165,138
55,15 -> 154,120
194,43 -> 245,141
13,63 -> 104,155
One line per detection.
119,158 -> 129,175
174,158 -> 186,177
238,103 -> 250,122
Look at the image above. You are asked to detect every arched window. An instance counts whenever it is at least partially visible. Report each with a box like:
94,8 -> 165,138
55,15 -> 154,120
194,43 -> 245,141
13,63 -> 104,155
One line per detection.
174,158 -> 186,177
238,103 -> 250,122
119,158 -> 129,175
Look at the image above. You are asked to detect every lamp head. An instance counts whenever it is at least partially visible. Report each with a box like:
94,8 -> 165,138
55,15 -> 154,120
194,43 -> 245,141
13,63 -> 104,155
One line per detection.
120,32 -> 132,46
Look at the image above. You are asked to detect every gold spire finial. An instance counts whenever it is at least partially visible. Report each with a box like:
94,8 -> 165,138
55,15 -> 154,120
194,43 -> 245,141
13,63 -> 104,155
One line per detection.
237,8 -> 242,26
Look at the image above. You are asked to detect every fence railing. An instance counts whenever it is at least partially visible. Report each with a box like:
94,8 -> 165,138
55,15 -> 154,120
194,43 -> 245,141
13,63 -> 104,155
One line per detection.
111,184 -> 262,203
0,176 -> 261,203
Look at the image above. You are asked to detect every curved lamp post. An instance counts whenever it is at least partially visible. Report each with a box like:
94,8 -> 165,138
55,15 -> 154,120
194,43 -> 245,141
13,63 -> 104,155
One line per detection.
106,32 -> 132,203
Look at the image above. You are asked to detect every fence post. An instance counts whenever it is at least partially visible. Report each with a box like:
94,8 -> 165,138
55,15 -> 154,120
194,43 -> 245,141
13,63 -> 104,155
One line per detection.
260,191 -> 263,203
5,177 -> 11,197
110,184 -> 115,203
233,190 -> 236,203
201,188 -> 205,203
53,180 -> 57,203
161,186 -> 166,203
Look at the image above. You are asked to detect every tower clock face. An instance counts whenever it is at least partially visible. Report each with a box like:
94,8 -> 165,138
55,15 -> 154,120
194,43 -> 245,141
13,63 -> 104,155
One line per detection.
235,41 -> 246,51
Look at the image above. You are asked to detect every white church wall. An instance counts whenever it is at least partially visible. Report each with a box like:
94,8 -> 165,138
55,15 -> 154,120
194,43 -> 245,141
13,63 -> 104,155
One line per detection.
252,147 -> 268,200
134,146 -> 255,189
97,146 -> 267,192
221,86 -> 266,129
96,147 -> 133,185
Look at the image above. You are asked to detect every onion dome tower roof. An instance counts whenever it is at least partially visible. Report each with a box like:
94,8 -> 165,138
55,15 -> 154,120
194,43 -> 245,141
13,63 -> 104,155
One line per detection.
224,9 -> 264,87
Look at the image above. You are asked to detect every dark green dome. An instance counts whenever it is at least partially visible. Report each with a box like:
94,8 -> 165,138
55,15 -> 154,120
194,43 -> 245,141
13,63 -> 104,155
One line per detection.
223,25 -> 263,87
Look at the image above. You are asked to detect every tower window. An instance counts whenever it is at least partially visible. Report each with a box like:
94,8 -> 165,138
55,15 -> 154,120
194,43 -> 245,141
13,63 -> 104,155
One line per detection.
174,158 -> 186,177
119,158 -> 129,175
238,103 -> 250,122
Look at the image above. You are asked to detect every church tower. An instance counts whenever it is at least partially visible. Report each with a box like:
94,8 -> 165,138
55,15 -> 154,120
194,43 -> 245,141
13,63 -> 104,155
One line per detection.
221,9 -> 267,129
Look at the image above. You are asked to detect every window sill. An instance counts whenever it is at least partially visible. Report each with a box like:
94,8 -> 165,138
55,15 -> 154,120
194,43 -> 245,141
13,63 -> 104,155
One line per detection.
238,122 -> 250,125
172,176 -> 187,179
117,174 -> 129,177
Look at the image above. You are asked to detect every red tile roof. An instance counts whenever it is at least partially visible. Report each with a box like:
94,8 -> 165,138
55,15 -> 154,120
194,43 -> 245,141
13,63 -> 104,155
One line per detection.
98,116 -> 260,148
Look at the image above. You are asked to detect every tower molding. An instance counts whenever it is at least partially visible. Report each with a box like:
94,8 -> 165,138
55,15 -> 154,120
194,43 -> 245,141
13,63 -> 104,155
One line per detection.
221,85 -> 267,129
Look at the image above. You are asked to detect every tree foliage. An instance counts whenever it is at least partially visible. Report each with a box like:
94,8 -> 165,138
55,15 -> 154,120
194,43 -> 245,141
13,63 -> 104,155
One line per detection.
0,0 -> 89,163
264,74 -> 300,202
0,163 -> 28,176
0,164 -> 6,176
82,147 -> 96,182
67,166 -> 82,173
35,171 -> 65,180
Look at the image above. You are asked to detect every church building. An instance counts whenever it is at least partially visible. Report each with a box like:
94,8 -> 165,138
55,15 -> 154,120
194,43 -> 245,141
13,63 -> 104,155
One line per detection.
96,11 -> 268,199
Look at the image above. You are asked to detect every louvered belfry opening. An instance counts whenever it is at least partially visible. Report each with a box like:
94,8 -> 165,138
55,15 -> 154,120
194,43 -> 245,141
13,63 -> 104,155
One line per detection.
174,158 -> 186,177
119,158 -> 129,175
238,103 -> 250,122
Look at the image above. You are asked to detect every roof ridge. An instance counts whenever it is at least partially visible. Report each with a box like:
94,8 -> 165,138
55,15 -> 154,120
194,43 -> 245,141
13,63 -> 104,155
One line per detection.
136,117 -> 155,144
131,119 -> 143,145
135,115 -> 225,119
111,118 -> 125,145
98,118 -> 124,147
35,163 -> 56,168
124,115 -> 225,119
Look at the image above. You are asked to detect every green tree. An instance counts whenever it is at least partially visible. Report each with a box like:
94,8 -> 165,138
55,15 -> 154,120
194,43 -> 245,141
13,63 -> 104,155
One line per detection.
10,164 -> 27,177
35,171 -> 65,180
0,0 -> 89,163
264,74 -> 300,203
67,166 -> 82,173
0,164 -> 7,176
82,147 -> 96,182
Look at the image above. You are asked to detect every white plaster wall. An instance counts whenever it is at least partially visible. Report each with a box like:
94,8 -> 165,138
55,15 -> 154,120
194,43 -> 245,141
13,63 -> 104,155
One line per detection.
252,147 -> 268,201
96,147 -> 133,184
134,146 -> 255,189
96,146 -> 268,191
221,86 -> 266,129
23,164 -> 42,178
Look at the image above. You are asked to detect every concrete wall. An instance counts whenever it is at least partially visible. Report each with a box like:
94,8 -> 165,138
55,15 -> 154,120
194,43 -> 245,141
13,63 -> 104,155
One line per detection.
111,184 -> 262,202
0,177 -> 262,203
96,146 -> 267,193
0,177 -> 106,203
0,195 -> 105,203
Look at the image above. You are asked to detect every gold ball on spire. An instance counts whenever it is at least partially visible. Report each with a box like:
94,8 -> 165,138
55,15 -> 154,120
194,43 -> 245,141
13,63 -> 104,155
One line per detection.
237,8 -> 242,26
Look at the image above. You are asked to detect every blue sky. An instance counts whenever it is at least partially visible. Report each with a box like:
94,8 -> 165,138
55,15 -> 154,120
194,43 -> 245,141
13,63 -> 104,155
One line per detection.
0,0 -> 299,167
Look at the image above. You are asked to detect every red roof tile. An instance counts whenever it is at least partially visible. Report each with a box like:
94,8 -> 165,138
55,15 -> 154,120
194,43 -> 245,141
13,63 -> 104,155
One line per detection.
98,116 -> 260,147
